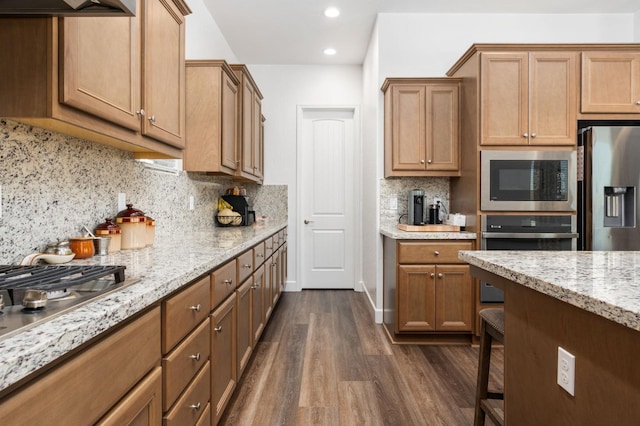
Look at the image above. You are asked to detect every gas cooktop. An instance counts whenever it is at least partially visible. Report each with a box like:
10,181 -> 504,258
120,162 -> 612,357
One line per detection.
0,264 -> 137,340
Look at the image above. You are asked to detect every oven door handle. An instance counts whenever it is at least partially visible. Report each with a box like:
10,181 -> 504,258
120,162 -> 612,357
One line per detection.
482,232 -> 579,239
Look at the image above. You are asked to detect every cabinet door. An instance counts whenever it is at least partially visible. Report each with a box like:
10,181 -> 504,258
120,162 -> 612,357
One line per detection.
435,265 -> 473,331
480,52 -> 529,145
426,84 -> 459,170
251,97 -> 263,180
240,78 -> 256,175
270,249 -> 280,306
397,264 -> 436,332
221,70 -> 239,170
61,11 -> 140,131
236,278 -> 253,378
97,367 -> 162,426
263,255 -> 274,322
251,265 -> 265,344
582,52 -> 640,113
529,52 -> 577,146
143,0 -> 186,147
390,84 -> 427,170
211,293 -> 237,425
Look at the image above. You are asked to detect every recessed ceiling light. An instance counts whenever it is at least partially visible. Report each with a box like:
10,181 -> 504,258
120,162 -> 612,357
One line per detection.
324,48 -> 337,56
324,7 -> 340,18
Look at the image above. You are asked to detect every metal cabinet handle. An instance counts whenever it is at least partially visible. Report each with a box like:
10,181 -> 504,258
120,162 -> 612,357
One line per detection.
136,109 -> 145,117
523,132 -> 528,138
189,403 -> 202,411
251,283 -> 260,289
224,279 -> 233,285
427,159 -> 432,164
190,353 -> 201,361
438,273 -> 443,278
148,115 -> 156,123
189,304 -> 201,312
420,159 -> 425,164
430,273 -> 435,278
434,251 -> 439,256
531,133 -> 537,138
242,264 -> 252,269
257,253 -> 264,258
304,220 -> 314,224
636,100 -> 640,105
214,326 -> 223,333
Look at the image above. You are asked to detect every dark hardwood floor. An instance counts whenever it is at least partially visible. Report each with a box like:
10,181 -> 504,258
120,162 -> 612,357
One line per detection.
221,290 -> 503,425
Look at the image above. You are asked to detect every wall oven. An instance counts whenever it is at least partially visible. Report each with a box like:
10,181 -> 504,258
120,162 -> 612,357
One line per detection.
480,215 -> 578,303
481,150 -> 577,211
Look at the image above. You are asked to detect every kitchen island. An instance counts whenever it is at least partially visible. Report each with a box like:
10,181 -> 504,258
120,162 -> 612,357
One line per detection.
0,222 -> 286,395
460,250 -> 640,425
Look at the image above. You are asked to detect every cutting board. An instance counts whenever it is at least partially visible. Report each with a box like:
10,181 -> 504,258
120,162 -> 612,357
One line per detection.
397,224 -> 460,232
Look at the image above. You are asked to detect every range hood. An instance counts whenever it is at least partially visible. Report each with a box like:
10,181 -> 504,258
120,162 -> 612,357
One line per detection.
0,0 -> 136,16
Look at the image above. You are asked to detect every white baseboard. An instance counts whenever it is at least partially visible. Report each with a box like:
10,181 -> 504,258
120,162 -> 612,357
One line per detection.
361,283 -> 383,324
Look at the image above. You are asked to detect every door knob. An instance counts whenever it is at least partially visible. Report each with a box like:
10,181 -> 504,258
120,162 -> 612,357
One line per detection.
304,220 -> 314,224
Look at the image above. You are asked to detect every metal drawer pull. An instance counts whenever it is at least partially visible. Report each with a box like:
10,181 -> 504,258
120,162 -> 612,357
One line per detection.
190,353 -> 201,361
214,326 -> 223,333
430,273 -> 435,278
189,403 -> 202,411
438,273 -> 443,278
136,109 -> 145,116
251,283 -> 260,289
242,264 -> 252,269
189,304 -> 201,312
257,253 -> 264,258
148,115 -> 156,123
224,279 -> 233,285
434,251 -> 439,256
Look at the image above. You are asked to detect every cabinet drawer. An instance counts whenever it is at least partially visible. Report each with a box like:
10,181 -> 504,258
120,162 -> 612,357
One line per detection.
397,241 -> 473,264
211,259 -> 237,309
0,307 -> 160,425
254,241 -> 265,266
163,361 -> 210,426
264,236 -> 274,259
237,249 -> 254,283
163,277 -> 211,354
163,319 -> 210,411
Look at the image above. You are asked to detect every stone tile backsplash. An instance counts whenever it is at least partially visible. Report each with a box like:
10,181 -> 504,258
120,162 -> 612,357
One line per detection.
0,119 -> 287,264
379,177 -> 450,228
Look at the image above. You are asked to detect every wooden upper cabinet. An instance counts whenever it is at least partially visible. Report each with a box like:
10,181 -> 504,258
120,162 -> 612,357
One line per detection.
231,64 -> 264,184
582,52 -> 640,114
184,60 -> 240,173
142,0 -> 187,148
480,51 -> 577,146
382,78 -> 461,178
0,0 -> 190,157
60,14 -> 141,132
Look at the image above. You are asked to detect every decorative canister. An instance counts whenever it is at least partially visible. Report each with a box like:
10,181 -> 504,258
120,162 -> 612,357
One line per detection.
116,204 -> 147,250
69,237 -> 95,259
145,216 -> 155,247
95,218 -> 122,253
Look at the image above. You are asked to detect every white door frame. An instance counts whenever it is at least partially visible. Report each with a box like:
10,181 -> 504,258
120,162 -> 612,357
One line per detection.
294,105 -> 362,292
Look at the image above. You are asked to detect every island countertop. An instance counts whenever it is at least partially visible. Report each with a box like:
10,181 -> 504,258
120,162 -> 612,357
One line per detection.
0,223 -> 287,393
459,250 -> 640,332
380,225 -> 476,240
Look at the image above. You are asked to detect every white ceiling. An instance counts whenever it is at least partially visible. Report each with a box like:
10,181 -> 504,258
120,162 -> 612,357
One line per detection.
202,0 -> 639,65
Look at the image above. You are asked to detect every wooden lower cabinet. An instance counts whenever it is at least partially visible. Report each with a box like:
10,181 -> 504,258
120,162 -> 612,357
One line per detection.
164,362 -> 211,426
0,307 -> 161,424
251,264 -> 266,344
383,237 -> 474,344
211,293 -> 237,425
98,367 -> 163,426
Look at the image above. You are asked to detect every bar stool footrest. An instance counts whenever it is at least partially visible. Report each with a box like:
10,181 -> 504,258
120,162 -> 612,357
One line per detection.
480,400 -> 504,426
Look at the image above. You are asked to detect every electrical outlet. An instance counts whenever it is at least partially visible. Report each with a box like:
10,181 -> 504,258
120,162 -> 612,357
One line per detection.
390,197 -> 398,210
117,193 -> 127,212
557,346 -> 576,396
189,195 -> 195,210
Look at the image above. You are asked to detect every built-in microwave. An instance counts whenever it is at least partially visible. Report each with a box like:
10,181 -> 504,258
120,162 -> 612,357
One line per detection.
481,150 -> 576,212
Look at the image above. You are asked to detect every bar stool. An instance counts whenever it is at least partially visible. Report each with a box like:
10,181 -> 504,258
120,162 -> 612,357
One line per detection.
474,308 -> 505,426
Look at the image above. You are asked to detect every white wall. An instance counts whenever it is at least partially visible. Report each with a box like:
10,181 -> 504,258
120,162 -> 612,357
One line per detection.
185,0 -> 238,61
246,65 -> 363,291
636,10 -> 640,41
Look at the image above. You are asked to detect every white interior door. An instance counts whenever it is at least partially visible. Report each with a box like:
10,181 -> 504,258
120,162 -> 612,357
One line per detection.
298,107 -> 356,289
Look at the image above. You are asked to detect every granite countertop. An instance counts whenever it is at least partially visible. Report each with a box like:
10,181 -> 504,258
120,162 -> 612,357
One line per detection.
0,222 -> 286,393
380,225 -> 476,240
459,250 -> 640,332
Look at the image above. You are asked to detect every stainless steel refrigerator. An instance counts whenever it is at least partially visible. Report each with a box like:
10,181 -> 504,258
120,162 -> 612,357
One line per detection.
578,125 -> 640,250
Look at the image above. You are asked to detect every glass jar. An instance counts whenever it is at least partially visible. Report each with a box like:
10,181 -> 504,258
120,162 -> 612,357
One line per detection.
95,218 -> 122,253
116,204 -> 147,250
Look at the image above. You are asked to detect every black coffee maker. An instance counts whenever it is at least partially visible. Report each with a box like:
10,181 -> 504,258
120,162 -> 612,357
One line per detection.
407,189 -> 425,225
221,195 -> 255,226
